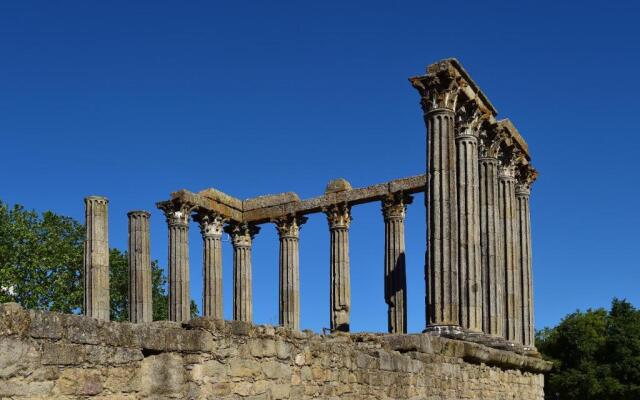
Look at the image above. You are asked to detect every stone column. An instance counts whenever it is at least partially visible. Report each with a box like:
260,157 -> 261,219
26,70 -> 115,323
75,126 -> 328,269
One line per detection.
159,201 -> 194,323
411,62 -> 461,331
499,148 -> 522,343
478,128 -> 505,337
274,215 -> 308,330
325,203 -> 352,332
225,223 -> 260,322
84,196 -> 110,321
455,103 -> 483,333
516,165 -> 537,348
127,211 -> 152,323
194,211 -> 226,319
382,193 -> 412,334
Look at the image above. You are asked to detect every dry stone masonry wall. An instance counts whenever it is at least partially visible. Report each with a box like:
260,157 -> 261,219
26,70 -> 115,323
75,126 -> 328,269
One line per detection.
0,303 -> 549,399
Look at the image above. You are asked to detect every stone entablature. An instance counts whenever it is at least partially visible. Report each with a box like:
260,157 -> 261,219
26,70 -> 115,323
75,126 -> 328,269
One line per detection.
160,174 -> 427,225
0,303 -> 550,399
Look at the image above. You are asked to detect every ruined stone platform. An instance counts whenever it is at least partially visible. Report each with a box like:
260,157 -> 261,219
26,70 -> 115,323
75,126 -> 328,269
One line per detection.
1,303 -> 550,399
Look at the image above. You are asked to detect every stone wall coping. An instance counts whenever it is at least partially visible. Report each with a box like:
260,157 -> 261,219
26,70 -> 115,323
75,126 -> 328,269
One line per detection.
0,303 -> 551,373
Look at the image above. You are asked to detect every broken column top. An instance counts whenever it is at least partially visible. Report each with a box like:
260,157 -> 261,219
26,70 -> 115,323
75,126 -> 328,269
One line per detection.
127,210 -> 151,217
85,195 -> 109,202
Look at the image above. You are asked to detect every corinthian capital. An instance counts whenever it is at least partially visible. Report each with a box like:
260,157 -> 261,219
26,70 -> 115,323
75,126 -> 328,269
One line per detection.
455,101 -> 489,139
411,61 -> 463,112
224,222 -> 260,248
158,201 -> 196,227
382,192 -> 413,220
273,214 -> 308,239
324,203 -> 352,230
516,164 -> 538,195
193,210 -> 226,238
478,121 -> 506,159
498,145 -> 522,180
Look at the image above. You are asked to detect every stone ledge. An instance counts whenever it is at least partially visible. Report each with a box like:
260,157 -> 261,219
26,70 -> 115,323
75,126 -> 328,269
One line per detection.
0,303 -> 550,374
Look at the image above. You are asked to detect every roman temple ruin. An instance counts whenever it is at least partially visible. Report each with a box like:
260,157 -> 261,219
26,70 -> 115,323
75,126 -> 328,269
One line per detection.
0,59 -> 549,399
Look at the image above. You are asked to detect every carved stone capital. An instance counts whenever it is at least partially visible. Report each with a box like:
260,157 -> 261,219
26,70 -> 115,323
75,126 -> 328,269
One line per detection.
455,101 -> 488,139
478,121 -> 506,159
193,211 -> 226,238
498,145 -> 523,180
516,164 -> 538,195
411,62 -> 463,113
324,203 -> 352,230
158,201 -> 195,227
224,222 -> 260,248
382,193 -> 413,221
273,214 -> 308,239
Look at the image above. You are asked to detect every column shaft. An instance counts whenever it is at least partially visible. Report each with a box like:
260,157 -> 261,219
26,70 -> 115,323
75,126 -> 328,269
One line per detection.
168,223 -> 190,322
326,204 -> 351,332
234,245 -> 252,321
383,195 -> 411,334
226,223 -> 260,322
128,211 -> 152,323
203,234 -> 223,319
195,212 -> 225,319
517,176 -> 536,347
456,132 -> 482,332
499,168 -> 522,343
275,215 -> 306,330
84,196 -> 110,321
479,157 -> 504,336
426,109 -> 460,328
159,201 -> 194,323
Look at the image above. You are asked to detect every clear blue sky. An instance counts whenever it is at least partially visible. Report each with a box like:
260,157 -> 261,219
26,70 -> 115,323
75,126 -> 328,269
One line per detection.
1,1 -> 638,333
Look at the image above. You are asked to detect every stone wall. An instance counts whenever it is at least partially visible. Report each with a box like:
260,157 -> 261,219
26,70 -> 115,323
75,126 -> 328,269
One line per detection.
0,303 -> 549,399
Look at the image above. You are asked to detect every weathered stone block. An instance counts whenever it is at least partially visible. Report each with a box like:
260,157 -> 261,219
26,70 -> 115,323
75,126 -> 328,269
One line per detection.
0,303 -> 31,337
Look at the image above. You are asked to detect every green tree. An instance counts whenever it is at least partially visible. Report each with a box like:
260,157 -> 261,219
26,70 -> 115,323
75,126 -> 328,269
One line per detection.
0,202 -> 83,312
537,299 -> 640,400
0,200 -> 198,321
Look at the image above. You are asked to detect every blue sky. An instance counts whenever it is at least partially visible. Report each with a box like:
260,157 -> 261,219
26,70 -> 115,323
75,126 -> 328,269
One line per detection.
1,1 -> 638,333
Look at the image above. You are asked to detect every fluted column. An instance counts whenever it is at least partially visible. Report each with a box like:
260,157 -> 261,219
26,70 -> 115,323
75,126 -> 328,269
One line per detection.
516,165 -> 537,348
84,196 -> 110,321
411,62 -> 461,330
225,223 -> 260,322
455,103 -> 484,333
382,193 -> 412,334
274,215 -> 307,330
478,128 -> 505,337
194,211 -> 226,319
127,211 -> 152,323
159,201 -> 194,322
499,149 -> 522,343
325,203 -> 352,332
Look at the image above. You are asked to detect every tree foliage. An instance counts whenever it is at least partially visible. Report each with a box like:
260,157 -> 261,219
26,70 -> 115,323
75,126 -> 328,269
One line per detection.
537,299 -> 640,400
0,200 -> 197,320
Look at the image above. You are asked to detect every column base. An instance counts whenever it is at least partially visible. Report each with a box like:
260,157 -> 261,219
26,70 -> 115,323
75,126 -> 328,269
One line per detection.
422,325 -> 464,337
423,328 -> 536,355
523,345 -> 541,358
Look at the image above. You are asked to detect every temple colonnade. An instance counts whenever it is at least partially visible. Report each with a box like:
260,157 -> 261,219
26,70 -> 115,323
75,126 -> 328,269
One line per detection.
81,59 -> 537,350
